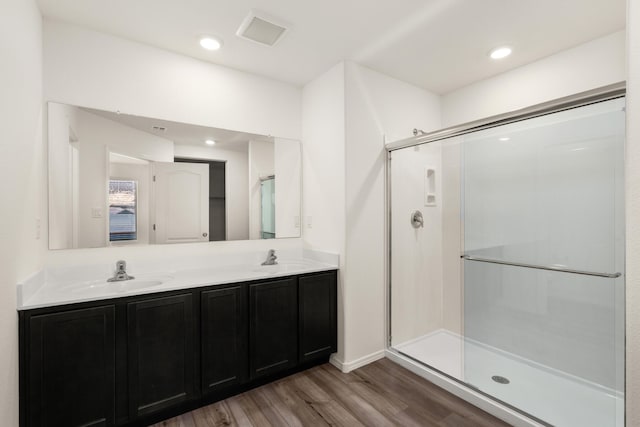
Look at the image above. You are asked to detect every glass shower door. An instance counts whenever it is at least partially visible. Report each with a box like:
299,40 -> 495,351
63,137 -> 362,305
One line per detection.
462,98 -> 625,426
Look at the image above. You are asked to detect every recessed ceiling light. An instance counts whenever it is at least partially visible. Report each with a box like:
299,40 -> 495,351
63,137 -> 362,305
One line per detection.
200,36 -> 223,51
499,137 -> 510,142
205,139 -> 216,146
489,46 -> 512,60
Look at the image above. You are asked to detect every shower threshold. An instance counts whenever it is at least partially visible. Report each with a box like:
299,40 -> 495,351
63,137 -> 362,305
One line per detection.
393,330 -> 623,427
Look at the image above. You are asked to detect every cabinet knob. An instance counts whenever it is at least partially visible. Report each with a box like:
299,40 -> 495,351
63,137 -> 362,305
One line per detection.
202,233 -> 208,237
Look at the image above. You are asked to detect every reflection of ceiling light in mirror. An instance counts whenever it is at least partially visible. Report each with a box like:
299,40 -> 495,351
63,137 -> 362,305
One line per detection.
205,139 -> 216,146
490,46 -> 512,60
499,137 -> 510,142
199,36 -> 223,51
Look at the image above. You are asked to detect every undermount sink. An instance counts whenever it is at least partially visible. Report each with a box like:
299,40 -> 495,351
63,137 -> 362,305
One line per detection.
61,276 -> 172,294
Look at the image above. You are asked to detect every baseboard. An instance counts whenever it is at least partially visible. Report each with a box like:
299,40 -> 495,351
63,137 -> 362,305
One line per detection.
330,350 -> 385,373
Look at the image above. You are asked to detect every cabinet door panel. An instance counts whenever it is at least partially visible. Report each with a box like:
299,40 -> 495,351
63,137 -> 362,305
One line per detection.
28,306 -> 115,427
127,293 -> 195,417
249,279 -> 297,379
299,272 -> 337,362
201,285 -> 247,393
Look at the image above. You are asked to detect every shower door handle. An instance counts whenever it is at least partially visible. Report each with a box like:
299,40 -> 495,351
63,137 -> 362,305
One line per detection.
461,255 -> 621,278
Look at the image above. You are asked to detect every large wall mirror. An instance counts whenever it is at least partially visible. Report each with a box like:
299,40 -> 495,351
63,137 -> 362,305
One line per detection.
48,102 -> 301,250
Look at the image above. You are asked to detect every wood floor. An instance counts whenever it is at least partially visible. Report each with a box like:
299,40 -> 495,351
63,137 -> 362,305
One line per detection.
152,358 -> 512,427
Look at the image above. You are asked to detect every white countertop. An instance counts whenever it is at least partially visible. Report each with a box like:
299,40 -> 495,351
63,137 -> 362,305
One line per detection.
18,250 -> 338,311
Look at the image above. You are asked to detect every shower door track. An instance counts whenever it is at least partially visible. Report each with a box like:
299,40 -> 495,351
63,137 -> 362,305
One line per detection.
461,255 -> 622,278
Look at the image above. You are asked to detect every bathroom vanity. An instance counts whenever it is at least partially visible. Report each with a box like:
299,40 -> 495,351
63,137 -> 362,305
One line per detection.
18,259 -> 337,427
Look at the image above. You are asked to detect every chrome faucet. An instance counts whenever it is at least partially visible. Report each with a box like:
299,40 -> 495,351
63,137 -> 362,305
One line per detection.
261,249 -> 278,266
107,260 -> 135,282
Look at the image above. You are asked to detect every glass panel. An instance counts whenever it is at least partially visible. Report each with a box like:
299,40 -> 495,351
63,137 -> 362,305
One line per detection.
463,98 -> 625,426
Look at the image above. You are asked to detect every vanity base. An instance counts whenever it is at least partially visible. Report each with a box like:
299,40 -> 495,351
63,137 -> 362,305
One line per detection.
19,270 -> 337,427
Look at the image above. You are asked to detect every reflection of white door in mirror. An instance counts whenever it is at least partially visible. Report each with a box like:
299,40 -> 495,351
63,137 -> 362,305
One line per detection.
153,162 -> 209,244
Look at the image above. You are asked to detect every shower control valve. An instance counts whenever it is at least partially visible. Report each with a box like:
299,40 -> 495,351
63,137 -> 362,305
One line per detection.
411,210 -> 424,229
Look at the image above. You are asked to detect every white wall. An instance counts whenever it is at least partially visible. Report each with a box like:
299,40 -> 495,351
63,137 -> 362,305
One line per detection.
43,20 -> 302,140
0,0 -> 43,424
442,31 -> 626,127
274,138 -> 302,238
248,140 -> 275,239
174,144 -> 250,240
626,0 -> 640,423
302,62 -> 347,363
343,62 -> 442,366
301,61 -> 441,369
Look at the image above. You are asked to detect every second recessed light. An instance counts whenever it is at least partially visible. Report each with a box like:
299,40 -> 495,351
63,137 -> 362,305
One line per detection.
205,139 -> 216,146
200,36 -> 223,51
490,46 -> 512,60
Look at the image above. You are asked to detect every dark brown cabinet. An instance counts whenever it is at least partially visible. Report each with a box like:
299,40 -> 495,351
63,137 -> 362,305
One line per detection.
249,278 -> 298,379
201,285 -> 247,394
127,293 -> 196,417
299,272 -> 337,362
25,305 -> 116,427
20,269 -> 337,427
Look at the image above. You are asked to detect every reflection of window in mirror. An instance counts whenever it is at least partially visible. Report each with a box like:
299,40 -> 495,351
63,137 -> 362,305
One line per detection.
109,180 -> 138,242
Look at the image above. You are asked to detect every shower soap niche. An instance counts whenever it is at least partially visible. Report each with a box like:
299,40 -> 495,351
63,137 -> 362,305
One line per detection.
425,167 -> 436,207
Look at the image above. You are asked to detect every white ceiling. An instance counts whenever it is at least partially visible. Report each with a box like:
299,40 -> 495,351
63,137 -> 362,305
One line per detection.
37,0 -> 625,94
85,107 -> 269,152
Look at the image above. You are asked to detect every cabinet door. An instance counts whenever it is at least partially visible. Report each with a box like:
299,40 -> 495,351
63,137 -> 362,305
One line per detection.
201,285 -> 247,394
249,278 -> 297,379
27,306 -> 115,427
127,293 -> 195,417
299,272 -> 338,362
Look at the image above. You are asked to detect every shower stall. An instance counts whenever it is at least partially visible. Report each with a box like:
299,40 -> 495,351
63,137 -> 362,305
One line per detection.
386,86 -> 625,427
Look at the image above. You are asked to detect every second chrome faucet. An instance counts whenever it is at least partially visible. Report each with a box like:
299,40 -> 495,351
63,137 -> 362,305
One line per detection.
261,249 -> 278,265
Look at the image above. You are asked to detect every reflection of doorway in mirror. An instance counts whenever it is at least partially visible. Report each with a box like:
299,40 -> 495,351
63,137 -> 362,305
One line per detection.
260,176 -> 275,239
174,158 -> 226,241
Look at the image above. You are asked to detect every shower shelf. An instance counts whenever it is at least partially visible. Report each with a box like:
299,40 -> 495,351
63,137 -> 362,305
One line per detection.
461,255 -> 621,278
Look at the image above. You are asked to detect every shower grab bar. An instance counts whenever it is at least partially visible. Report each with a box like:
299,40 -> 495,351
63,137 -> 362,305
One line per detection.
461,255 -> 622,278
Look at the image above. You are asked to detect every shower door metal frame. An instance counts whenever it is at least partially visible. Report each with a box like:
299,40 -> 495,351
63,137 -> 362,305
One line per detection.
384,81 -> 626,426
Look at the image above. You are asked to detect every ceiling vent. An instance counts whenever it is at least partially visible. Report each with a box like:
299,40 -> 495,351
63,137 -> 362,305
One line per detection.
236,10 -> 289,47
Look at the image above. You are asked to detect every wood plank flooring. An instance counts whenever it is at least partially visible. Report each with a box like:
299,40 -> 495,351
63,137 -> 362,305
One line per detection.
152,358 -> 512,427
